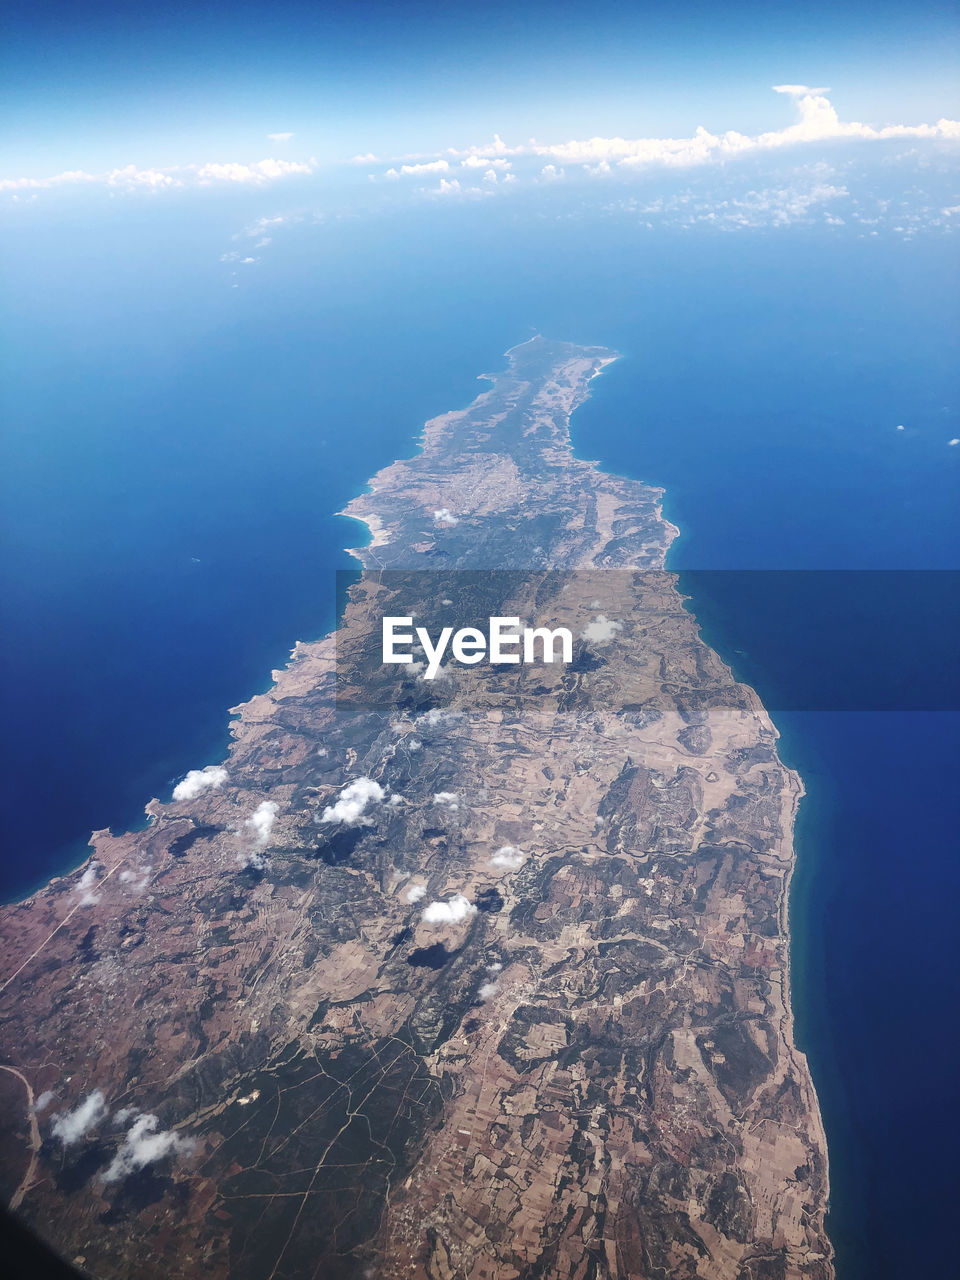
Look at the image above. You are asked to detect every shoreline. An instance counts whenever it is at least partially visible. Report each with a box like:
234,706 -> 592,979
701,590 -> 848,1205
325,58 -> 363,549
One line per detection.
0,337 -> 834,1276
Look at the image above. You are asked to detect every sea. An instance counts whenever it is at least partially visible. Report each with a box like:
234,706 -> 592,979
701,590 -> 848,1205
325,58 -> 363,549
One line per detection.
1,188 -> 957,1278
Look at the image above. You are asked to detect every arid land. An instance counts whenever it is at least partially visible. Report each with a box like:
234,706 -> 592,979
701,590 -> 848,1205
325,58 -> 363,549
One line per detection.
0,337 -> 833,1280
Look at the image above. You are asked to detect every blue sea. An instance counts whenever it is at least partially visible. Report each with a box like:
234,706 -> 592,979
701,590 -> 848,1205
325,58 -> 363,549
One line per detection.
1,191 -> 957,1277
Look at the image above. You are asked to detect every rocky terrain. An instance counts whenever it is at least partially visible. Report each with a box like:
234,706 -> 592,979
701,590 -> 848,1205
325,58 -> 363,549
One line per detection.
0,338 -> 833,1279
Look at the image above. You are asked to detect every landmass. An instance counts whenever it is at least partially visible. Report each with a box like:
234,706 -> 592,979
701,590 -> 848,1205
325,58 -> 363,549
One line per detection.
0,337 -> 833,1279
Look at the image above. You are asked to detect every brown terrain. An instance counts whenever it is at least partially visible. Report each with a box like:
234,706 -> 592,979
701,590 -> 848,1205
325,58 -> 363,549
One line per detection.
0,337 -> 833,1279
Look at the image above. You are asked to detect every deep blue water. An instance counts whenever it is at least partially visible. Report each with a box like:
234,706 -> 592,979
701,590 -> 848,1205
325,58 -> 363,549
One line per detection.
1,194 -> 957,1277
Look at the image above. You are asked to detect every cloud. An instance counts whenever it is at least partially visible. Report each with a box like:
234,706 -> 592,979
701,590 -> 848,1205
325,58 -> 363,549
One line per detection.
245,800 -> 279,844
172,765 -> 228,802
433,508 -> 459,525
385,159 -> 451,178
102,1113 -> 195,1184
118,864 -> 152,894
478,981 -> 499,1001
405,883 -> 427,903
489,845 -> 525,870
416,708 -> 459,728
32,1090 -> 55,1114
544,93 -> 958,169
0,169 -> 98,193
421,893 -> 477,925
75,862 -> 102,907
320,777 -> 384,824
375,89 -> 958,182
446,134 -> 511,161
581,615 -> 623,642
432,791 -> 460,811
106,164 -> 178,189
242,213 -> 297,238
51,1090 -> 108,1145
195,158 -> 313,184
772,84 -> 831,97
460,155 -> 511,170
267,132 -> 294,142
1,156 -> 316,197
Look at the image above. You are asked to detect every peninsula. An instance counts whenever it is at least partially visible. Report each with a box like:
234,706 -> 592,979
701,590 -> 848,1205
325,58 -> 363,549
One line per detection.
0,338 -> 833,1280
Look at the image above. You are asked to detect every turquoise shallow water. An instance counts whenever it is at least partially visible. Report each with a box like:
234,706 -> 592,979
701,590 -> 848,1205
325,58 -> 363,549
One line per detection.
0,198 -> 957,1275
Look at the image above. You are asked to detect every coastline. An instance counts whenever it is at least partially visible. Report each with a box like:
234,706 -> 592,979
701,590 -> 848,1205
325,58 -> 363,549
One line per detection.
336,338 -> 831,1263
561,349 -> 833,1267
0,337 -> 834,1278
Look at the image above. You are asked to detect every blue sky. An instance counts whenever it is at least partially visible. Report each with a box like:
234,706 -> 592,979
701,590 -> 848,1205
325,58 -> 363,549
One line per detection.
2,0 -> 959,177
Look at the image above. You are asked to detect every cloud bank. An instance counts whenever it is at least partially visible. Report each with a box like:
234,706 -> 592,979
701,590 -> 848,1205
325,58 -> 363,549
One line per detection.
1,157 -> 315,195
373,88 -> 959,187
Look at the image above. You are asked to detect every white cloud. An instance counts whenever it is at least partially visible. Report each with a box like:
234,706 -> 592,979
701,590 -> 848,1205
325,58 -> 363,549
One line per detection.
433,507 -> 459,525
2,156 -> 314,197
478,981 -> 499,1001
489,845 -> 525,870
195,157 -> 313,184
416,708 -> 459,728
0,169 -> 97,193
75,862 -> 102,907
461,155 -> 511,170
172,765 -> 228,803
242,213 -> 296,238
385,159 -> 451,178
118,864 -> 152,894
581,615 -> 623,642
267,132 -> 294,142
445,134 -> 511,160
432,791 -> 460,811
421,893 -> 477,925
320,777 -> 384,824
106,164 -> 179,189
32,1090 -> 55,1114
101,1113 -> 195,1184
772,84 -> 831,97
236,846 -> 269,872
540,93 -> 959,170
245,800 -> 279,845
51,1090 -> 108,1145
376,89 -> 958,183
405,883 -> 427,903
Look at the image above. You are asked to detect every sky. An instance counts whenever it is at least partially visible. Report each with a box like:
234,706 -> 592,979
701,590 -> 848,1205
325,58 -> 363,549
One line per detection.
2,0 -> 959,179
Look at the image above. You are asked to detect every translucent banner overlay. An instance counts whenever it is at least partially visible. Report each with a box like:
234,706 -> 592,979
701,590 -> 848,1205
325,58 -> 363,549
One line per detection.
334,570 -> 960,713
